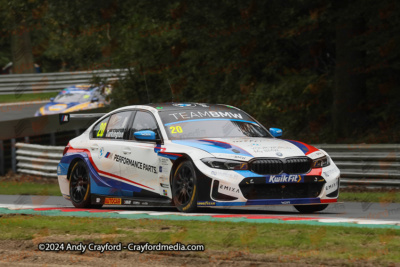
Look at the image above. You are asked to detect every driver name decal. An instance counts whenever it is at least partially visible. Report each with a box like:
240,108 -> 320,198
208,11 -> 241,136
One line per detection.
114,154 -> 157,174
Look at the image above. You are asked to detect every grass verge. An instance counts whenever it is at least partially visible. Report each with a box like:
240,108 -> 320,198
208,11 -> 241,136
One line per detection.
0,92 -> 57,104
0,181 -> 61,196
340,191 -> 400,203
0,214 -> 399,264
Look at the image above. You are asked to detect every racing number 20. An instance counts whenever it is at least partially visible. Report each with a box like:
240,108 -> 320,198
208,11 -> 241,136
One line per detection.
97,122 -> 107,137
170,126 -> 183,134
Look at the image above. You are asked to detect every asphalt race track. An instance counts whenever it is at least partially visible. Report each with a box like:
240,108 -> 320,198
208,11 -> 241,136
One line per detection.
0,195 -> 399,228
0,102 -> 44,122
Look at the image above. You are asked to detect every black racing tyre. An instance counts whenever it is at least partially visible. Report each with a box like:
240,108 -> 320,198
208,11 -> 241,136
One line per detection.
172,161 -> 198,213
69,161 -> 102,209
294,204 -> 328,213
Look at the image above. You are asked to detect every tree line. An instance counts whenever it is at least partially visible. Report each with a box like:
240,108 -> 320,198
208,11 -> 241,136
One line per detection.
1,0 -> 399,143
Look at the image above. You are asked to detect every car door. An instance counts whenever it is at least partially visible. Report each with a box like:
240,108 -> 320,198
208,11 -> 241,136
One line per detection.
119,110 -> 161,196
88,111 -> 132,184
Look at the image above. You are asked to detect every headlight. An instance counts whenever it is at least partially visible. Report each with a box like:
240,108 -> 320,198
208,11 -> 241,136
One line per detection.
312,156 -> 330,168
201,158 -> 248,170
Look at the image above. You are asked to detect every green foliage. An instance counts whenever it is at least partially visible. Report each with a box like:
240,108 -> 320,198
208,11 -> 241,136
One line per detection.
0,0 -> 399,142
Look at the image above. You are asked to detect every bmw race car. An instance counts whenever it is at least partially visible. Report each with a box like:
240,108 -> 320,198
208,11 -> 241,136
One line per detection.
57,103 -> 340,213
35,84 -> 111,116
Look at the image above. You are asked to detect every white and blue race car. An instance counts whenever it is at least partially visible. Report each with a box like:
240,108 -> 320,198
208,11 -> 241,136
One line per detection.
57,103 -> 340,213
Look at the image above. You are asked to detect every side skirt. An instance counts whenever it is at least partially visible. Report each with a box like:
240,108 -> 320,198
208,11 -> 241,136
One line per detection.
91,194 -> 174,207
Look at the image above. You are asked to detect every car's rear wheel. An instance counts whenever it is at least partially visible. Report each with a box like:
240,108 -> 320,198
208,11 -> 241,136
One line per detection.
69,161 -> 102,209
172,161 -> 198,213
294,204 -> 328,213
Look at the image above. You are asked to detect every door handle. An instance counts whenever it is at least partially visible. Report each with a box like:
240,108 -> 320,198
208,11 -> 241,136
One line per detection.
122,148 -> 131,155
90,145 -> 99,150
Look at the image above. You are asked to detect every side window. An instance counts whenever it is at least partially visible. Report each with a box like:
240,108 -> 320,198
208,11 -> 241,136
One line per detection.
130,111 -> 159,140
104,111 -> 132,139
92,116 -> 109,139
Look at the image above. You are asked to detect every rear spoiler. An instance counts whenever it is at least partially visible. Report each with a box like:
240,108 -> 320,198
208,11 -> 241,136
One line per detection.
59,113 -> 106,125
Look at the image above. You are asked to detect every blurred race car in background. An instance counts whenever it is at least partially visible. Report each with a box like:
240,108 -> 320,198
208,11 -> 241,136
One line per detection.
34,84 -> 112,116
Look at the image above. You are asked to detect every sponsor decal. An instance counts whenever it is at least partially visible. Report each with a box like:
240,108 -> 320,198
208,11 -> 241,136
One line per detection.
98,147 -> 105,158
163,189 -> 168,196
172,103 -> 195,107
209,170 -> 240,179
240,163 -> 247,170
159,166 -> 162,173
59,114 -> 69,124
159,175 -> 169,183
168,111 -> 244,121
219,184 -> 240,194
281,201 -> 290,204
104,152 -> 113,159
326,180 -> 338,191
142,202 -> 149,205
267,175 -> 302,183
132,201 -> 140,205
104,198 -> 121,205
160,183 -> 169,188
197,201 -> 216,206
114,154 -> 157,174
49,104 -> 67,111
124,200 -> 132,205
323,167 -> 339,177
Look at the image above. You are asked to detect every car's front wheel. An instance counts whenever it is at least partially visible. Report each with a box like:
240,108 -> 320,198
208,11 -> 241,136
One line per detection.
172,161 -> 198,213
294,204 -> 328,213
69,161 -> 102,209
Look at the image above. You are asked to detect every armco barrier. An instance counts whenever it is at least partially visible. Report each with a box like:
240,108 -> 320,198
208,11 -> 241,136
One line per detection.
11,142 -> 400,188
16,143 -> 63,178
315,144 -> 400,188
0,69 -> 127,95
0,108 -> 107,175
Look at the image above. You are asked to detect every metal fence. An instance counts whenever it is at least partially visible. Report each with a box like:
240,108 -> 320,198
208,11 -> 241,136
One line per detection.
13,143 -> 400,188
0,108 -> 107,175
16,143 -> 63,178
0,69 -> 127,95
315,144 -> 400,188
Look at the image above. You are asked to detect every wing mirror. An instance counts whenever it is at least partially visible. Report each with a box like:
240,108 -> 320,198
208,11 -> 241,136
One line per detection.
269,128 -> 282,138
134,130 -> 156,141
50,97 -> 55,102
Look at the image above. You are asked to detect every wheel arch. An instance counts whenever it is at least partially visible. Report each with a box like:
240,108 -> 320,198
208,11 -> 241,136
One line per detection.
168,154 -> 213,204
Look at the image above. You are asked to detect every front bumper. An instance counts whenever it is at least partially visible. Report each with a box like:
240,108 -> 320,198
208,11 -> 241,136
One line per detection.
194,159 -> 340,207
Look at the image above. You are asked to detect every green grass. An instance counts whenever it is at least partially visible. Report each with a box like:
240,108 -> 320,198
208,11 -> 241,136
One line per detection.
1,181 -> 400,204
0,214 -> 399,264
340,191 -> 400,203
0,182 -> 61,196
0,92 -> 57,103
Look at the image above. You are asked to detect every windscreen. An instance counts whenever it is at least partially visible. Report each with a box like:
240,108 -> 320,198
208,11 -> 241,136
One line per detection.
54,92 -> 91,103
159,108 -> 269,140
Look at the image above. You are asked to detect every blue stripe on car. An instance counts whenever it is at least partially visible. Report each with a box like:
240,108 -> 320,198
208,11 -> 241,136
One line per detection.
172,139 -> 253,157
164,118 -> 258,126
